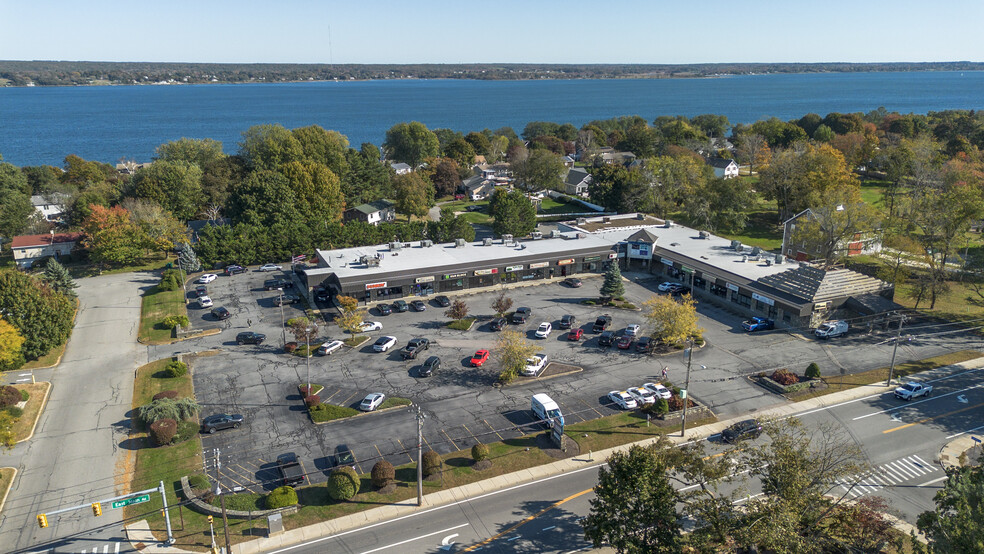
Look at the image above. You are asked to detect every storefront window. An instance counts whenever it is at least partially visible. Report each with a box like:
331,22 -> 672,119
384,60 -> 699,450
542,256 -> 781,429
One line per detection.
693,277 -> 706,290
731,292 -> 751,308
439,279 -> 465,292
469,275 -> 499,288
709,284 -> 727,298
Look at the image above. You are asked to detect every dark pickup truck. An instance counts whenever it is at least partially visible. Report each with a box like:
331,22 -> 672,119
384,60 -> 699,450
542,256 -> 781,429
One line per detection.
401,338 -> 431,360
276,453 -> 305,487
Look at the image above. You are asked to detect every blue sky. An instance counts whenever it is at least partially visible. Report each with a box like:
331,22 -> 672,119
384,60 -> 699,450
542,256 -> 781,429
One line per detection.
2,0 -> 982,64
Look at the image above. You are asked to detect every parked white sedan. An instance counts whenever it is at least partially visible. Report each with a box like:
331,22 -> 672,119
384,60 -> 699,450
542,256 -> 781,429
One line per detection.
259,263 -> 283,272
316,340 -> 344,356
535,322 -> 552,338
197,273 -> 217,284
358,321 -> 383,333
627,386 -> 656,405
359,392 -> 386,411
198,295 -> 213,308
607,390 -> 638,410
372,336 -> 398,352
643,382 -> 672,400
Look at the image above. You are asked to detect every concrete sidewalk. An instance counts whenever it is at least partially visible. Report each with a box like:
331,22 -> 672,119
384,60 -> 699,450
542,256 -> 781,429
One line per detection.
127,357 -> 984,554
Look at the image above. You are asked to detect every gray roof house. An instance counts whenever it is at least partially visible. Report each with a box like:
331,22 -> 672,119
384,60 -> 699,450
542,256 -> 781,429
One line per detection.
390,162 -> 412,175
564,168 -> 592,196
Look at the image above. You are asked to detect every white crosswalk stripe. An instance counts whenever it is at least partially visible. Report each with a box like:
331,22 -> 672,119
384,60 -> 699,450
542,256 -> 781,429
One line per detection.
78,543 -> 119,553
835,455 -> 941,498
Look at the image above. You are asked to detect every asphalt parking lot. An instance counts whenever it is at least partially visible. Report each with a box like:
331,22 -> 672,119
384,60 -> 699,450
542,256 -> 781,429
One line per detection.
157,268 -> 982,492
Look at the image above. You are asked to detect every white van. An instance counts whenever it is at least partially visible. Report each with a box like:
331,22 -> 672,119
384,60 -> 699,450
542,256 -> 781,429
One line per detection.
531,393 -> 565,427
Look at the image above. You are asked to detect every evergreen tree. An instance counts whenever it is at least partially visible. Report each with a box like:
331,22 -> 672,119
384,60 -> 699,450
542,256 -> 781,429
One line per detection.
177,243 -> 202,273
42,258 -> 78,298
600,262 -> 625,298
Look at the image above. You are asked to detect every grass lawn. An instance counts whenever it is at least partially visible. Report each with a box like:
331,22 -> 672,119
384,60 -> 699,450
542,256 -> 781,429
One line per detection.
538,198 -> 582,215
859,179 -> 891,210
567,412 -> 717,452
10,382 -> 50,442
0,467 -> 14,512
378,397 -> 412,410
440,199 -> 488,213
138,281 -> 188,345
446,317 -> 476,330
786,350 -> 982,402
895,280 -> 984,319
124,357 -> 205,548
717,210 -> 784,252
66,251 -> 173,278
310,403 -> 359,423
458,211 -> 492,225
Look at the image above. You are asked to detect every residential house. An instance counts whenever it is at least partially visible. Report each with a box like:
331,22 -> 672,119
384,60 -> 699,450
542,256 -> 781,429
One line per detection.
11,231 -> 83,269
706,157 -> 739,179
344,200 -> 397,226
562,155 -> 575,169
30,193 -> 69,222
563,168 -> 592,197
599,151 -> 637,166
463,176 -> 495,201
782,208 -> 883,262
115,161 -> 152,175
390,162 -> 411,175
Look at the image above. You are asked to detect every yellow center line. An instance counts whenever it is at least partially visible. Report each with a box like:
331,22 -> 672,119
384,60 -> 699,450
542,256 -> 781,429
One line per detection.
883,402 -> 984,434
461,488 -> 593,552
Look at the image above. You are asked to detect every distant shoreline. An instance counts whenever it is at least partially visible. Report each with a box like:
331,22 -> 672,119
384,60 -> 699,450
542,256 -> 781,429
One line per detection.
1,60 -> 981,88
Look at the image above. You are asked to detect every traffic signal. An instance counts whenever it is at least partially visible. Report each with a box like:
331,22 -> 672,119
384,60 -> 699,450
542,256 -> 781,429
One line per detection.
207,515 -> 213,524
37,514 -> 48,528
92,503 -> 102,516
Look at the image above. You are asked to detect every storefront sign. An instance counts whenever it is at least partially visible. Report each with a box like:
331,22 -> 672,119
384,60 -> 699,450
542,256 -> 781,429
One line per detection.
726,283 -> 739,292
661,257 -> 675,266
414,276 -> 435,284
680,266 -> 693,274
583,255 -> 601,262
443,272 -> 467,280
505,265 -> 524,272
752,293 -> 775,306
474,268 -> 498,276
608,252 -> 618,259
556,258 -> 574,266
365,282 -> 387,290
529,262 -> 549,269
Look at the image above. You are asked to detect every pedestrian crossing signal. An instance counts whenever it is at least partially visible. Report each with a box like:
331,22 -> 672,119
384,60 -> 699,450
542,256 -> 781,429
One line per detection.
92,502 -> 102,516
37,514 -> 48,528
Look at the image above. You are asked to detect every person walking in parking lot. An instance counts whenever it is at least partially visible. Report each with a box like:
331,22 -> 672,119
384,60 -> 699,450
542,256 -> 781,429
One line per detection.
661,366 -> 668,381
247,318 -> 252,327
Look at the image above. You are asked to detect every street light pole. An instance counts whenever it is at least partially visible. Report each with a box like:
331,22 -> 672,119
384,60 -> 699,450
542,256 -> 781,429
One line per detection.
411,404 -> 426,506
886,314 -> 906,386
305,326 -> 313,391
681,339 -> 694,437
278,288 -> 286,348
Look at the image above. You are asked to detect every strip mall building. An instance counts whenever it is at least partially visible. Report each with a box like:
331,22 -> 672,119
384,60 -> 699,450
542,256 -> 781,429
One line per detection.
303,214 -> 896,328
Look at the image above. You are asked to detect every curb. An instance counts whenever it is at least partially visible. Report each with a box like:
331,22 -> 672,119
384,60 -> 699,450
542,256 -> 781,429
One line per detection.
0,467 -> 16,514
16,381 -> 51,444
310,401 -> 412,425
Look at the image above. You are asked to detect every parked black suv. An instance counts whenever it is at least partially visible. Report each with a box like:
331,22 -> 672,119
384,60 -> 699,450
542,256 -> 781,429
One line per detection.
512,307 -> 532,324
559,314 -> 577,329
592,314 -> 613,332
211,307 -> 231,320
236,331 -> 265,345
264,278 -> 291,291
201,413 -> 244,433
400,337 -> 431,360
489,317 -> 508,331
434,295 -> 451,307
392,300 -> 409,312
420,356 -> 441,377
225,264 -> 246,275
722,419 -> 763,443
598,330 -> 617,347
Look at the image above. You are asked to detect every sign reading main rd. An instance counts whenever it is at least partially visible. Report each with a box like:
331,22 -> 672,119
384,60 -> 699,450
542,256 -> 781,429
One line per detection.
112,494 -> 150,509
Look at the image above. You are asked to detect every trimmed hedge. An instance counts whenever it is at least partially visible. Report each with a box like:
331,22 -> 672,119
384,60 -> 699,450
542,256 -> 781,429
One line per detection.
309,403 -> 360,423
327,466 -> 359,500
0,386 -> 20,407
174,420 -> 199,444
266,486 -> 298,509
371,460 -> 395,489
152,390 -> 179,401
149,418 -> 177,446
188,474 -> 211,490
471,443 -> 490,463
164,360 -> 188,378
19,389 -> 29,402
422,450 -> 442,477
805,362 -> 822,379
161,315 -> 190,330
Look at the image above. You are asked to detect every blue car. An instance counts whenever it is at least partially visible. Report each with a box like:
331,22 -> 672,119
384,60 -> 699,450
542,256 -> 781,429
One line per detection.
742,317 -> 774,332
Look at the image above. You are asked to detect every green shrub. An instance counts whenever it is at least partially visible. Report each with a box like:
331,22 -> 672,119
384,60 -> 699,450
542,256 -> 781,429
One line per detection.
138,396 -> 200,425
286,316 -> 311,328
652,398 -> 669,416
161,315 -> 190,330
309,403 -> 360,423
265,485 -> 298,509
805,362 -> 822,379
5,406 -> 24,418
149,418 -> 177,446
19,389 -> 29,402
173,420 -> 199,444
188,474 -> 211,490
422,450 -> 442,477
164,360 -> 188,378
327,466 -> 359,500
0,386 -> 21,407
371,460 -> 395,489
158,269 -> 182,291
471,443 -> 490,462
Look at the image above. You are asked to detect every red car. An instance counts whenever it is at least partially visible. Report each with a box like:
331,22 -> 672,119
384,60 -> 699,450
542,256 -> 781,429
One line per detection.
616,335 -> 633,350
568,328 -> 584,341
470,349 -> 490,367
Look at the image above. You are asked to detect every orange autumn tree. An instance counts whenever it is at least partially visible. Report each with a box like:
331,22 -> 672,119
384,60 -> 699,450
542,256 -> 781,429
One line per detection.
81,204 -> 148,265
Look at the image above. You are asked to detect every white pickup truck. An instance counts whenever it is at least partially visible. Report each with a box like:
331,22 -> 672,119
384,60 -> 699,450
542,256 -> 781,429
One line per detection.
894,382 -> 933,400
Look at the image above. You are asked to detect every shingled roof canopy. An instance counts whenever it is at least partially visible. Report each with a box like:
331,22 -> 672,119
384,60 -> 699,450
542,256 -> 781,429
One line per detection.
757,265 -> 891,303
625,229 -> 659,244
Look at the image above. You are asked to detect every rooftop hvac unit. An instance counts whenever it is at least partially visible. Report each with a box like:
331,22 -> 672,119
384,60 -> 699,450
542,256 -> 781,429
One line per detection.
636,213 -> 646,220
389,242 -> 402,251
454,238 -> 467,247
576,233 -> 585,239
483,238 -> 493,246
698,231 -> 709,239
730,240 -> 741,249
502,234 -> 513,243
549,230 -> 560,238
603,217 -> 611,223
665,220 -> 673,228
765,258 -> 773,266
741,255 -> 748,262
775,254 -> 785,264
531,231 -> 543,240
421,240 -> 434,247
576,218 -> 587,225
751,246 -> 762,256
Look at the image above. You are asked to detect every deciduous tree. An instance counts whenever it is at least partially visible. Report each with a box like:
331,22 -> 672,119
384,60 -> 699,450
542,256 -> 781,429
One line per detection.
81,205 -> 148,265
643,294 -> 702,347
0,162 -> 33,239
422,158 -> 461,198
238,124 -> 304,171
490,290 -> 513,317
787,201 -> 882,268
130,160 -> 205,221
0,270 -> 75,361
918,461 -> 984,553
291,125 -> 350,178
488,189 -> 536,238
512,149 -> 565,192
759,143 -> 860,222
384,121 -> 440,168
391,172 -> 434,219
444,299 -> 468,321
0,318 -> 26,371
494,330 -> 537,383
335,296 -> 365,335
155,137 -> 225,168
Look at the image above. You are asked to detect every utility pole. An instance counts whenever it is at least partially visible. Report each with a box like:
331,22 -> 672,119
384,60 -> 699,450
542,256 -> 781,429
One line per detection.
278,288 -> 286,348
306,326 -> 312,391
159,480 -> 175,546
411,404 -> 426,506
681,339 -> 694,437
217,485 -> 232,554
886,313 -> 906,386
